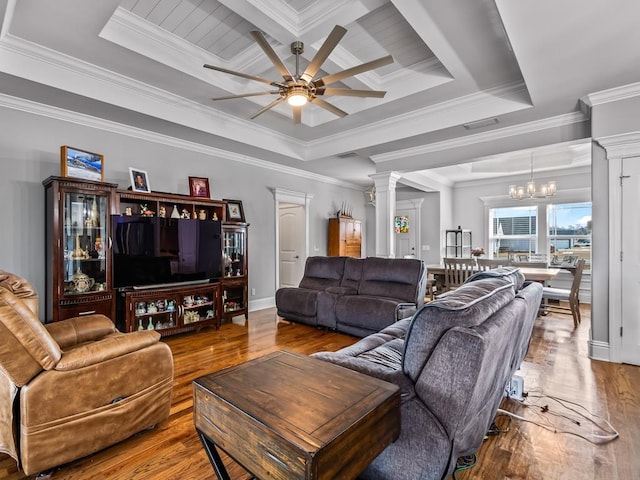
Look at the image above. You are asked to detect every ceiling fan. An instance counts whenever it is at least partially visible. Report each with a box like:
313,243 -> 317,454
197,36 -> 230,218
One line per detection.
203,25 -> 393,124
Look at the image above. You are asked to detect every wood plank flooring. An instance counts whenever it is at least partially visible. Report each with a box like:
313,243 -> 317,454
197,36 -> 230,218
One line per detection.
1,306 -> 638,479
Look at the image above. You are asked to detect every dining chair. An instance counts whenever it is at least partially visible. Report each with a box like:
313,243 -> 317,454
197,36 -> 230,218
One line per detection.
541,259 -> 586,328
476,258 -> 511,271
442,257 -> 476,293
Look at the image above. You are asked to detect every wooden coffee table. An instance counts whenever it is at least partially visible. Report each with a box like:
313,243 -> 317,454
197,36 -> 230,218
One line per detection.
193,350 -> 400,480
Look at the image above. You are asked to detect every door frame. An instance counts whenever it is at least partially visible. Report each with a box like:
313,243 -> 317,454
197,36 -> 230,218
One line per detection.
272,188 -> 314,290
395,198 -> 423,259
599,132 -> 640,363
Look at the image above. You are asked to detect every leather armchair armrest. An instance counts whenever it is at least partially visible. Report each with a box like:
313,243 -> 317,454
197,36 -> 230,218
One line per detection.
54,331 -> 161,371
325,286 -> 358,295
45,314 -> 117,349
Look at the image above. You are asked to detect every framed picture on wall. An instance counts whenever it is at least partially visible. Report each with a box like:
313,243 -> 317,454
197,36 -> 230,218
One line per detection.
129,167 -> 151,193
224,199 -> 245,222
189,176 -> 210,198
60,146 -> 104,182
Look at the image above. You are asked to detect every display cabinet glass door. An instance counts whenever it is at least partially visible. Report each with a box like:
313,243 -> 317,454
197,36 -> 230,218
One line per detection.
62,191 -> 109,295
223,230 -> 246,277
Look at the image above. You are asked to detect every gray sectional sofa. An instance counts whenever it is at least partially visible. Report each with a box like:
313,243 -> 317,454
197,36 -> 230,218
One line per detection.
275,256 -> 427,337
312,267 -> 542,480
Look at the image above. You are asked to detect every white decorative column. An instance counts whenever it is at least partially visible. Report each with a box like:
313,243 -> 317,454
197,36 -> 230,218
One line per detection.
371,172 -> 401,258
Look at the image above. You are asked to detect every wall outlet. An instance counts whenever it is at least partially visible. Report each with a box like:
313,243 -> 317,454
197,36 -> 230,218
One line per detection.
504,374 -> 524,401
251,288 -> 256,296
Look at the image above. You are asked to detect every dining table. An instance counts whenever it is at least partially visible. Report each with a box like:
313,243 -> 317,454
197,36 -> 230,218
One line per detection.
426,264 -> 562,292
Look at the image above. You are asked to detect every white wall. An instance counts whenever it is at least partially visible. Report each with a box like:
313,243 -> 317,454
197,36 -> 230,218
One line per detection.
0,104 -> 365,320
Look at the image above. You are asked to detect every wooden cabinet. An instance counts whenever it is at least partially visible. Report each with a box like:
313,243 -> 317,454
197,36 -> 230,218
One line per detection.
43,177 -> 117,322
222,222 -> 249,321
117,282 -> 221,336
328,216 -> 362,257
44,178 -> 246,336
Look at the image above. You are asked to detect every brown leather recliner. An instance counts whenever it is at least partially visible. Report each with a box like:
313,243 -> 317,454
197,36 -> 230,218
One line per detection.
0,270 -> 174,476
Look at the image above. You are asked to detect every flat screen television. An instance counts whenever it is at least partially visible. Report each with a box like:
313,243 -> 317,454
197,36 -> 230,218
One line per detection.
111,216 -> 222,289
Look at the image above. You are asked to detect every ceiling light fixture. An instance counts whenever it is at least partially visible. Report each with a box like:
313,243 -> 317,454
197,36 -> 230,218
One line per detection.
508,153 -> 557,200
287,87 -> 308,106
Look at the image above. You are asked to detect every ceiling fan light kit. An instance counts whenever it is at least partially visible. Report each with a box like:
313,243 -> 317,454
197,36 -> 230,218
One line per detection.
204,25 -> 393,123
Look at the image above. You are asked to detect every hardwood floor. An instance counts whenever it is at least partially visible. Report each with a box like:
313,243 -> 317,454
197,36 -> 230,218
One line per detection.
1,306 -> 638,479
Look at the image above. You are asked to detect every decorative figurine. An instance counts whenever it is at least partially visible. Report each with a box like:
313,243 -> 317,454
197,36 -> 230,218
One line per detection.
158,205 -> 166,218
181,208 -> 190,219
171,205 -> 180,218
212,212 -> 218,221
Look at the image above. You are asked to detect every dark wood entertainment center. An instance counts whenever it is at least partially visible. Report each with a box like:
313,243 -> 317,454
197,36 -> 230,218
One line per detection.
43,176 -> 249,336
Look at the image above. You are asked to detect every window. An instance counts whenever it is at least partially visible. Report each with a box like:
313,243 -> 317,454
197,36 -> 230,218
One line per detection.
489,206 -> 537,260
488,202 -> 591,266
548,202 -> 591,267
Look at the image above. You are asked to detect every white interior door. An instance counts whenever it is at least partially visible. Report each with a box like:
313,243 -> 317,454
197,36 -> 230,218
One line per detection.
621,156 -> 640,365
395,205 -> 418,258
279,204 -> 305,288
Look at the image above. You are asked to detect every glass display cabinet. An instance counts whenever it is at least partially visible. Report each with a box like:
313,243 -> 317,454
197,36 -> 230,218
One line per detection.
117,283 -> 221,335
43,177 -> 117,322
222,222 -> 249,321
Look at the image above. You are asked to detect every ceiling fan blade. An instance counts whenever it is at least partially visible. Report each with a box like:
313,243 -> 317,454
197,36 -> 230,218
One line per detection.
316,88 -> 386,98
212,91 -> 280,101
310,97 -> 347,118
314,55 -> 393,88
250,31 -> 294,82
300,25 -> 347,84
293,105 -> 302,124
204,64 -> 286,88
249,96 -> 285,119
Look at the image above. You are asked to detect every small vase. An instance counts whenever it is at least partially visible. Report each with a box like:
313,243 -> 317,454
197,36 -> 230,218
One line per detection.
137,319 -> 144,331
147,318 -> 155,330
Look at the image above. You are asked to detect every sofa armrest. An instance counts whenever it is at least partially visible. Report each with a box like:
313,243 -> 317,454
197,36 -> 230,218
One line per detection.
395,302 -> 417,321
45,314 -> 117,349
54,331 -> 161,371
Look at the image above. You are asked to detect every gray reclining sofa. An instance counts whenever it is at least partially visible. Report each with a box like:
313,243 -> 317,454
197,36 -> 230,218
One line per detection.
312,267 -> 542,480
276,256 -> 427,337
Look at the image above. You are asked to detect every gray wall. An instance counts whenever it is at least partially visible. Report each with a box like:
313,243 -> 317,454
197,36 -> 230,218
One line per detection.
0,105 -> 365,321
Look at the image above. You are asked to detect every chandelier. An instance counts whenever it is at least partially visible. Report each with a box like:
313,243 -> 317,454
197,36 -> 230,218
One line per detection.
508,154 -> 557,200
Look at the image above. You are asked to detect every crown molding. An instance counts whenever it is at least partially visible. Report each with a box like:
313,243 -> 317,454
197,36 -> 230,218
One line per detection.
370,111 -> 588,163
581,81 -> 640,107
0,32 -> 307,159
0,92 -> 361,190
306,80 -> 529,159
596,131 -> 640,158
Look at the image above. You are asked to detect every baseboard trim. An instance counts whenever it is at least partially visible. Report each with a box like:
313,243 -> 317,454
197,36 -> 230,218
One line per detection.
249,297 -> 275,312
588,339 -> 610,362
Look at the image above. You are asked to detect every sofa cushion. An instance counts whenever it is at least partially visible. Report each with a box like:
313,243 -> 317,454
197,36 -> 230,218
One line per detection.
465,266 -> 525,291
358,257 -> 424,303
298,256 -> 346,291
335,295 -> 405,336
341,258 -> 365,290
403,278 -> 515,381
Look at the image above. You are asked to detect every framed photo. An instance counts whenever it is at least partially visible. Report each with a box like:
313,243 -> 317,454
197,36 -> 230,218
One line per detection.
189,176 -> 210,198
60,146 -> 104,182
129,167 -> 151,193
224,199 -> 245,222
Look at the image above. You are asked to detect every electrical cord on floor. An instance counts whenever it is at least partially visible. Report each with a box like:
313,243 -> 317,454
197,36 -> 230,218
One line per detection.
452,453 -> 477,479
498,388 -> 619,444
